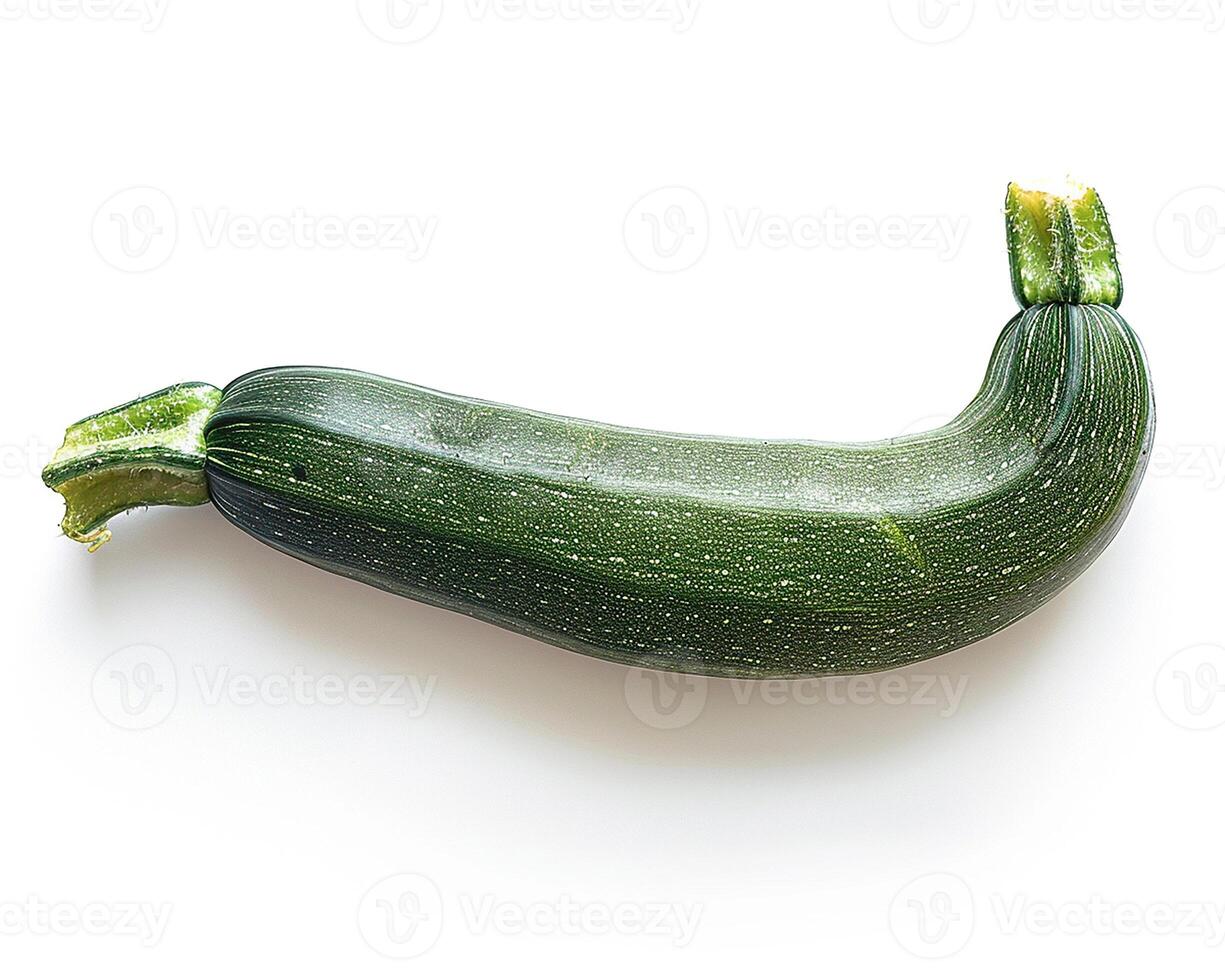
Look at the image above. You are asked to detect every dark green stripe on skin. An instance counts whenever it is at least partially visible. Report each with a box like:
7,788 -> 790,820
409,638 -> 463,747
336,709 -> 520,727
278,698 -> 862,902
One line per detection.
203,303 -> 1152,678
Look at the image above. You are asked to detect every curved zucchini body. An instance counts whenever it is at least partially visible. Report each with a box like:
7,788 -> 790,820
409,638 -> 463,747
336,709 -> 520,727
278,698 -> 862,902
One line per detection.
202,302 -> 1152,677
43,183 -> 1155,678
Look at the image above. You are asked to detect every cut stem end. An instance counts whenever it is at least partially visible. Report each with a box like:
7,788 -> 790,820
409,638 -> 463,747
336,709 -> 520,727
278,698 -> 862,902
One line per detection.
1006,181 -> 1123,310
41,383 -> 222,549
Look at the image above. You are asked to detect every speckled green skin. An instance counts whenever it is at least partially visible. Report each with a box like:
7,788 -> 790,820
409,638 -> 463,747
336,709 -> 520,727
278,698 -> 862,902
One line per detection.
40,186 -> 1154,677
204,302 -> 1153,678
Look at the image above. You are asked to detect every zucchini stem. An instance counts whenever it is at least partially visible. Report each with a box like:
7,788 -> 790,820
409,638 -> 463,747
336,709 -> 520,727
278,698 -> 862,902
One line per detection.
41,383 -> 221,550
1006,180 -> 1122,309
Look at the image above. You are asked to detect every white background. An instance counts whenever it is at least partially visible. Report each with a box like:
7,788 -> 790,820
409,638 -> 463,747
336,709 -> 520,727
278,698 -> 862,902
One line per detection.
2,1 -> 1224,976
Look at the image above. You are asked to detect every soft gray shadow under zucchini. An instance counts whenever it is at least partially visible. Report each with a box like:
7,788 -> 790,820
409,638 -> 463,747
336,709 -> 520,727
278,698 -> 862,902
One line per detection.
79,506 -> 1088,767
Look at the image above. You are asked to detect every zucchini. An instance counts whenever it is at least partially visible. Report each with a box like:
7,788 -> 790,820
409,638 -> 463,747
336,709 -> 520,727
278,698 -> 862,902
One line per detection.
43,182 -> 1154,678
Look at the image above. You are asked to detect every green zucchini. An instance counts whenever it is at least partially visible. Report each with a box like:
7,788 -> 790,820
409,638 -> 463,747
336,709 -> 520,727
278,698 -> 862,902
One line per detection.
43,182 -> 1154,678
